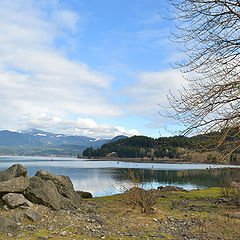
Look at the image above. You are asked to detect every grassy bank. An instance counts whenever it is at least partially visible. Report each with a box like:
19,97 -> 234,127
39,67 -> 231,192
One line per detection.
1,187 -> 240,239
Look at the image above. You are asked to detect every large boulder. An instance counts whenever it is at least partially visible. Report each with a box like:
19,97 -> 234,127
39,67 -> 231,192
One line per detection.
0,216 -> 19,234
25,170 -> 82,210
0,164 -> 28,182
2,193 -> 33,209
0,176 -> 29,194
35,170 -> 81,205
0,164 -> 29,196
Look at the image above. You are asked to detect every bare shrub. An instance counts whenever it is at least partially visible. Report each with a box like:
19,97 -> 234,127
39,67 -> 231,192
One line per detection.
121,170 -> 156,213
221,174 -> 240,206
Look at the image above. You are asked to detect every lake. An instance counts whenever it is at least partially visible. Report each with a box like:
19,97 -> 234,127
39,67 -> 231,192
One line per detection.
0,156 -> 239,197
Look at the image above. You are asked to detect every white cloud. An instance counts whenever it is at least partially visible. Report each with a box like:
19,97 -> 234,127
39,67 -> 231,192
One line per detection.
21,114 -> 141,138
122,69 -> 186,116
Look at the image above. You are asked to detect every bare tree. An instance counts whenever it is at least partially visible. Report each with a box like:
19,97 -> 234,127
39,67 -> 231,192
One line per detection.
165,0 -> 240,156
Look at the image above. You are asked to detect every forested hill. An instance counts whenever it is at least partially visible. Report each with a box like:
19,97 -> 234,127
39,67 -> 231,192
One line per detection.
82,134 -> 240,163
83,135 -> 195,159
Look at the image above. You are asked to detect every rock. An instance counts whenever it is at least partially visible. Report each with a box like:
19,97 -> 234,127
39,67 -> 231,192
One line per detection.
25,171 -> 82,210
171,199 -> 188,209
59,231 -> 67,236
0,216 -> 19,234
17,233 -> 25,238
0,164 -> 28,182
38,236 -> 49,239
25,176 -> 63,210
12,215 -> 20,223
0,176 -> 29,194
157,185 -> 186,192
25,209 -> 42,222
2,193 -> 33,208
35,170 -> 82,206
227,213 -> 240,219
76,190 -> 93,198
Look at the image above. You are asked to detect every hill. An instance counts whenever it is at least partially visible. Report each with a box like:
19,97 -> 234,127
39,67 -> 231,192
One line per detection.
83,134 -> 240,164
0,129 -> 127,156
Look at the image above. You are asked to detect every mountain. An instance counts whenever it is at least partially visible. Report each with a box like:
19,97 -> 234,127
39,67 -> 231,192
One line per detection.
0,129 -> 128,156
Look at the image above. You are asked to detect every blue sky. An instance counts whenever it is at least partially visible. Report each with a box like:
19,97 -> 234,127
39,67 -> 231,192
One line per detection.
0,0 -> 185,138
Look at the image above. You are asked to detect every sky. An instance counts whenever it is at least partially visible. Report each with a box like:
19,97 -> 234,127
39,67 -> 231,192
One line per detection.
0,0 -> 186,138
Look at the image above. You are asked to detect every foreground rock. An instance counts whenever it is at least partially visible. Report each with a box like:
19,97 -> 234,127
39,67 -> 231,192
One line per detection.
2,193 -> 33,208
0,216 -> 19,234
0,164 -> 28,182
0,164 -> 29,196
25,209 -> 42,222
0,176 -> 29,194
25,170 -> 82,210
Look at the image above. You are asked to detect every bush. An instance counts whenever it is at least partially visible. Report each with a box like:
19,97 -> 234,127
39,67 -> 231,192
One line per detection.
125,187 -> 156,213
221,175 -> 240,206
122,170 -> 156,213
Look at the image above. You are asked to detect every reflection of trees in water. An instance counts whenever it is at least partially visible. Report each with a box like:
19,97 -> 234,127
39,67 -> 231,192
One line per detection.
113,168 -> 240,188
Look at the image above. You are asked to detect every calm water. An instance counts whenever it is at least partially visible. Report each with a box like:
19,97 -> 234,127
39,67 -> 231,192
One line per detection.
0,156 -> 239,197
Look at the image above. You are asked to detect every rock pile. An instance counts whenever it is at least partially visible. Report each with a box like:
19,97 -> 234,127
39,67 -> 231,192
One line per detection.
0,164 -> 89,235
0,164 -> 84,211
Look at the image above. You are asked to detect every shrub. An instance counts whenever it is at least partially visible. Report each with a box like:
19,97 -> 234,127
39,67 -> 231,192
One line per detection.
221,175 -> 240,206
122,170 -> 156,213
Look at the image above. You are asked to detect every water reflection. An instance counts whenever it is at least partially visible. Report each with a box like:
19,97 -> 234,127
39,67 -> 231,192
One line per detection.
0,156 -> 239,197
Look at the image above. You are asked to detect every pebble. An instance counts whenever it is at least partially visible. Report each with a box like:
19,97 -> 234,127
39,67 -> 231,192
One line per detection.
59,231 -> 67,236
153,218 -> 158,222
7,233 -> 13,237
38,236 -> 49,239
17,233 -> 25,238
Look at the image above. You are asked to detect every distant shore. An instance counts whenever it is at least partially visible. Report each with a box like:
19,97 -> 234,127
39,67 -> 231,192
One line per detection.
79,156 -> 200,164
79,156 -> 240,166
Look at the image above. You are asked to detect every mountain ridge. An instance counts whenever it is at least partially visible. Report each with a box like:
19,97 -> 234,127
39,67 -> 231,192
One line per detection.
0,129 -> 128,156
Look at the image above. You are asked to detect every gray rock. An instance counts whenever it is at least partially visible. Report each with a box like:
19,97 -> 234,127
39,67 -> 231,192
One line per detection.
0,216 -> 19,234
25,209 -> 42,222
0,164 -> 28,182
25,170 -> 81,210
0,176 -> 29,194
36,170 -> 82,206
59,231 -> 67,236
2,193 -> 33,208
12,215 -> 20,223
76,190 -> 93,198
25,176 -> 63,210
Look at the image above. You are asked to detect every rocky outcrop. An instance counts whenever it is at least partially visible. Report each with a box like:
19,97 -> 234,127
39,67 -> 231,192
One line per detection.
25,170 -> 82,210
2,193 -> 33,209
0,164 -> 29,196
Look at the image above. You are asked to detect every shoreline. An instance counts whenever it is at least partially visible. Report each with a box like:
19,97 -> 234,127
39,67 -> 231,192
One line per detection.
80,157 -> 240,166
